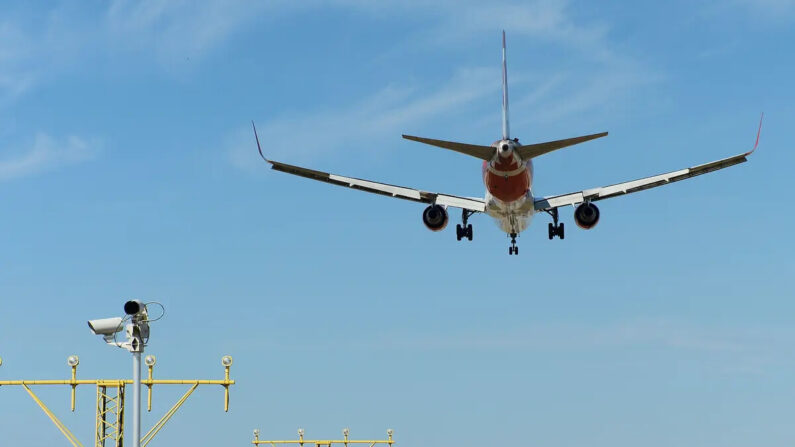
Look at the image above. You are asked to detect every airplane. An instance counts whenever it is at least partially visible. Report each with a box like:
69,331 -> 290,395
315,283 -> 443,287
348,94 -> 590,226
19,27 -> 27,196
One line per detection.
253,31 -> 761,255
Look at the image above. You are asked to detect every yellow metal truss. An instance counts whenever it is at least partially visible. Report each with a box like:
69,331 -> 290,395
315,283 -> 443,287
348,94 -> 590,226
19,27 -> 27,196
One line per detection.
0,355 -> 234,447
95,382 -> 125,447
253,429 -> 395,447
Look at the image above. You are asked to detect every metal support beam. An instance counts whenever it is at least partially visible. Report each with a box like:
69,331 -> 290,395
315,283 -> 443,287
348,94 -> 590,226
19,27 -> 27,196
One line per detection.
22,384 -> 84,447
140,383 -> 199,447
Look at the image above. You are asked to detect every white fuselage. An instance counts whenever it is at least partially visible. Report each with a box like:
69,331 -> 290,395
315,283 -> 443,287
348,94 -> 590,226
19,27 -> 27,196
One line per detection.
481,140 -> 535,234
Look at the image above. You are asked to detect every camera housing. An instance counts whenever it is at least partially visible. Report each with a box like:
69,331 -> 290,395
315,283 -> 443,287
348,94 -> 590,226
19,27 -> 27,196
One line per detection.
87,317 -> 124,336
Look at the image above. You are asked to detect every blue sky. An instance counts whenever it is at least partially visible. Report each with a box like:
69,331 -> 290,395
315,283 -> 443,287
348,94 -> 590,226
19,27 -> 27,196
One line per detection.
1,1 -> 794,446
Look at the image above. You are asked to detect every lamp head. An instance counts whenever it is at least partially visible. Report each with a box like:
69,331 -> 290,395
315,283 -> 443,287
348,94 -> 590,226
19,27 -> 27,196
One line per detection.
144,355 -> 156,367
67,355 -> 79,367
222,355 -> 233,367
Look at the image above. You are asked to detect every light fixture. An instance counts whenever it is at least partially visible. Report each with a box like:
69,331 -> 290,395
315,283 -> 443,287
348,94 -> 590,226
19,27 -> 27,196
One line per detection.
387,429 -> 393,437
343,428 -> 350,437
253,429 -> 260,437
222,355 -> 233,367
67,355 -> 80,367
144,355 -> 156,367
298,428 -> 305,437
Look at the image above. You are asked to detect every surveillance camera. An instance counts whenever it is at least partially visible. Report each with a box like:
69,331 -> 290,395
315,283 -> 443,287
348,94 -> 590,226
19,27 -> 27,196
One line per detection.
87,317 -> 124,336
124,300 -> 146,316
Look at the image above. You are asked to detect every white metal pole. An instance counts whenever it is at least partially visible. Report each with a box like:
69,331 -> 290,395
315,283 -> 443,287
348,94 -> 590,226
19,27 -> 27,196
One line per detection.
132,351 -> 142,447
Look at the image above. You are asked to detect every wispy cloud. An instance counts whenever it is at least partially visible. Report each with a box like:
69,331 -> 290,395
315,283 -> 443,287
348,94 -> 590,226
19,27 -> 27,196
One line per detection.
229,0 -> 659,166
0,133 -> 101,181
233,318 -> 795,375
229,67 -> 500,168
104,0 -> 285,66
732,0 -> 795,18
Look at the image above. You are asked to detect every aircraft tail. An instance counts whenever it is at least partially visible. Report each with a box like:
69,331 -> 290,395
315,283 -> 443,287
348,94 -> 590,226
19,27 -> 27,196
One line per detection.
501,30 -> 510,140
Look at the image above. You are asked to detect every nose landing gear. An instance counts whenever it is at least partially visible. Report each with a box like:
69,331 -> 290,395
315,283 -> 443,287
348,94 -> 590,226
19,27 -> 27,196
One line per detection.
508,232 -> 519,255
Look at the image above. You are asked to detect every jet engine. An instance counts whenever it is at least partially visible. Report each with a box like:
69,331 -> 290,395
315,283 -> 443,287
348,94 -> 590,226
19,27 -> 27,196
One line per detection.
422,205 -> 449,232
574,202 -> 600,229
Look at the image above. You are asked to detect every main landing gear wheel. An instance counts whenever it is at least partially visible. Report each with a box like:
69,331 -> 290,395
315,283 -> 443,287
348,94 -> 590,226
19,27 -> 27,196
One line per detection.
548,222 -> 565,240
546,208 -> 565,240
457,210 -> 475,242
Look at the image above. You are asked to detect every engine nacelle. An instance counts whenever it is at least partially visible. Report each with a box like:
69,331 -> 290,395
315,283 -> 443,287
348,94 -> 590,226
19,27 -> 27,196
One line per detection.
574,202 -> 600,229
422,205 -> 449,232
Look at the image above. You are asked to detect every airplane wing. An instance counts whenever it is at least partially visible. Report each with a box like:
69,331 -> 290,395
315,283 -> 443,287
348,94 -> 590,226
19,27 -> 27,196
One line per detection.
252,121 -> 484,212
534,116 -> 762,212
267,159 -> 486,212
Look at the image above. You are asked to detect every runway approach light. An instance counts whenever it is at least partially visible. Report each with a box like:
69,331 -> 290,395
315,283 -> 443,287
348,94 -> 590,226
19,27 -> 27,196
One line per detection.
144,355 -> 156,367
67,355 -> 79,367
222,356 -> 233,367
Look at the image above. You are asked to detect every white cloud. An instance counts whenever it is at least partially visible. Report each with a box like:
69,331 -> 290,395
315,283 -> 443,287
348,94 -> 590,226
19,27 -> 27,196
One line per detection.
229,0 -> 659,166
229,66 -> 500,167
104,0 -> 277,66
0,133 -> 101,181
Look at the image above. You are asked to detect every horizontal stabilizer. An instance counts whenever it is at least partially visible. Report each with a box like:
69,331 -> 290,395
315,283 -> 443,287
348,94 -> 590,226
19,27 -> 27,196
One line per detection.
517,132 -> 607,160
402,135 -> 495,161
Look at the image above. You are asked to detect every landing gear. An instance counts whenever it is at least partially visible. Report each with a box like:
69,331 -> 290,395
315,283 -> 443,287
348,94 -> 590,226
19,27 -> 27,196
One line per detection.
456,224 -> 473,241
545,208 -> 565,240
456,209 -> 475,241
508,232 -> 519,255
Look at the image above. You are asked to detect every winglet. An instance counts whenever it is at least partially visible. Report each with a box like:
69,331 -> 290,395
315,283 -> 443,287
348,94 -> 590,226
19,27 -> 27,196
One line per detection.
745,112 -> 763,156
251,120 -> 270,163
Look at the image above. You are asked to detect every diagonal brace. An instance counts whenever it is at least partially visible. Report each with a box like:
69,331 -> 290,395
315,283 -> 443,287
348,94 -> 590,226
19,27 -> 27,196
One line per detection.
22,384 -> 84,447
140,383 -> 199,447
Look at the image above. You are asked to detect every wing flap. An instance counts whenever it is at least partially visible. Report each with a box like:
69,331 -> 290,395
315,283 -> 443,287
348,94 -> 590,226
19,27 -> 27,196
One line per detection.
534,152 -> 750,212
268,160 -> 485,212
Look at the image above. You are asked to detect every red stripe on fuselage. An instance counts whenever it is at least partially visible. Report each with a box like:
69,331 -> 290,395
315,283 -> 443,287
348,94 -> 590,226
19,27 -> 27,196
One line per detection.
482,159 -> 532,203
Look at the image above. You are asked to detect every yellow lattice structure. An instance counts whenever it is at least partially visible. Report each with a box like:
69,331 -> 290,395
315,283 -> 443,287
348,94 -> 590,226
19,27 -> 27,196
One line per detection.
0,355 -> 234,447
252,428 -> 395,447
96,382 -> 125,447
